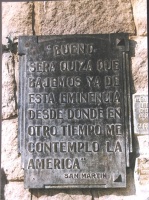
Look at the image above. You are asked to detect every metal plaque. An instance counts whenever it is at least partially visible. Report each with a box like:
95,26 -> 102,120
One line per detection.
18,34 -> 132,188
133,94 -> 148,134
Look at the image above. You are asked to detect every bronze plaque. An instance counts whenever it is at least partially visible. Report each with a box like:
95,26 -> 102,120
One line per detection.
18,34 -> 132,188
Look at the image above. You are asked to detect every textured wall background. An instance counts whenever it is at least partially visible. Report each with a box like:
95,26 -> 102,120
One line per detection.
2,0 -> 148,199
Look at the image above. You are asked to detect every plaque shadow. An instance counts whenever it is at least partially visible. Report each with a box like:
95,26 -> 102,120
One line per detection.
0,168 -> 8,200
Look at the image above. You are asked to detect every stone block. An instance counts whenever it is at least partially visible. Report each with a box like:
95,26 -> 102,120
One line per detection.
92,195 -> 138,200
134,157 -> 149,198
138,157 -> 149,184
32,189 -> 92,200
131,0 -> 147,36
2,52 -> 17,119
34,0 -> 135,35
130,36 -> 147,92
1,118 -> 24,181
2,2 -> 33,44
4,182 -> 31,200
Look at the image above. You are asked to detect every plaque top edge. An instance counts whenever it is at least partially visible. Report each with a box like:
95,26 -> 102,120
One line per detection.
18,33 -> 129,55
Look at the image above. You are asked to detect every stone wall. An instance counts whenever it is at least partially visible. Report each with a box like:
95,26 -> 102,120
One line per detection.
1,1 -> 148,199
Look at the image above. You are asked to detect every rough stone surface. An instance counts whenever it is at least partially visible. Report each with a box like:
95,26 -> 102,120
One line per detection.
34,0 -> 135,35
2,53 -> 17,119
2,2 -> 33,44
129,36 -> 148,92
134,157 -> 149,198
1,118 -> 24,181
90,194 -> 141,200
131,0 -> 147,36
32,189 -> 92,200
137,157 -> 149,185
4,182 -> 31,200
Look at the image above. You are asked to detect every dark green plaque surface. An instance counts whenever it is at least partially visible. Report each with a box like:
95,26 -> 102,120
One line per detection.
18,34 -> 132,188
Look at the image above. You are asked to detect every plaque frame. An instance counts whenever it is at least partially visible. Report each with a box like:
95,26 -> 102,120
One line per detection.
18,34 -> 132,188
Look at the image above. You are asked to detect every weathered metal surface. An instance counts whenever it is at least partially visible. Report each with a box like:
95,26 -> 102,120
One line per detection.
18,34 -> 132,188
133,94 -> 148,134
